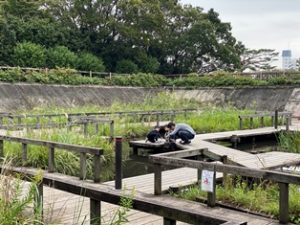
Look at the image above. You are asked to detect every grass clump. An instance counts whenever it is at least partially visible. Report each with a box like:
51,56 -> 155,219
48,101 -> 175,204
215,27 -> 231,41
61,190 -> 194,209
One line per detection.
278,132 -> 300,153
0,158 -> 43,225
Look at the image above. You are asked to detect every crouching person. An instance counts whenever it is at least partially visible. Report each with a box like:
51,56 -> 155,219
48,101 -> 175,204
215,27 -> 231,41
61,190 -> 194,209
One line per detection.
146,126 -> 166,143
166,122 -> 195,144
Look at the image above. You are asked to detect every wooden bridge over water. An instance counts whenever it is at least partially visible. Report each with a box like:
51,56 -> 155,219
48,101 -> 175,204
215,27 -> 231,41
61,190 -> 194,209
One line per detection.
1,110 -> 300,225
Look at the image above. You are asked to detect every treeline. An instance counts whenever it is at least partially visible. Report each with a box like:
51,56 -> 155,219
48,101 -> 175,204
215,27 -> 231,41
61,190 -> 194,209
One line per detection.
1,68 -> 300,87
0,0 -> 243,74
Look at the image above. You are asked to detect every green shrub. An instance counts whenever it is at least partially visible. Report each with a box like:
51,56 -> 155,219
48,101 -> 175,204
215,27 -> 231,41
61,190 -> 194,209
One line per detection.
47,46 -> 78,68
116,59 -> 138,74
12,41 -> 46,68
0,68 -> 25,82
76,52 -> 105,72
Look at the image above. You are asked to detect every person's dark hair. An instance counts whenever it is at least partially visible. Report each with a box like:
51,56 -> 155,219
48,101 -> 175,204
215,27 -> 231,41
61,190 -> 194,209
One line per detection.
167,122 -> 175,129
158,125 -> 167,137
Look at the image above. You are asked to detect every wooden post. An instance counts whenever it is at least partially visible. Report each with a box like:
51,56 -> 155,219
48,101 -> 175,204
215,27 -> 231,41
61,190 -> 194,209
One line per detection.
95,123 -> 99,135
275,110 -> 278,129
8,116 -> 13,128
0,139 -> 3,159
279,182 -> 289,224
156,114 -> 160,127
93,154 -> 101,183
154,164 -> 162,195
222,156 -> 228,186
79,152 -> 87,180
48,146 -> 55,173
239,117 -> 243,130
115,137 -> 123,190
249,117 -> 254,129
207,171 -> 216,207
22,143 -> 28,164
260,117 -> 264,127
133,146 -> 138,155
196,155 -> 202,184
36,116 -> 41,129
90,199 -> 101,225
0,116 -> 3,128
84,122 -> 88,137
110,121 -> 114,143
164,218 -> 176,225
285,117 -> 290,131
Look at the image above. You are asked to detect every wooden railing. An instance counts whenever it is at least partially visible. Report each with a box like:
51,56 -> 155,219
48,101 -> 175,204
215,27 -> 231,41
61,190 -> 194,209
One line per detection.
0,137 -> 246,225
238,111 -> 292,130
0,135 -> 103,182
0,109 -> 197,130
149,148 -> 300,224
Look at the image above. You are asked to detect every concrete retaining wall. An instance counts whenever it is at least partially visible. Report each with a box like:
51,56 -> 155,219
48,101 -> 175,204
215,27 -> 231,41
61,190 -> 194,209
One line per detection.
0,83 -> 156,111
0,83 -> 300,112
173,87 -> 297,111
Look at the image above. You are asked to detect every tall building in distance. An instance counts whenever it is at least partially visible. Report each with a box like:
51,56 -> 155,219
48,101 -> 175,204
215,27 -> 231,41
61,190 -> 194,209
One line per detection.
282,50 -> 296,70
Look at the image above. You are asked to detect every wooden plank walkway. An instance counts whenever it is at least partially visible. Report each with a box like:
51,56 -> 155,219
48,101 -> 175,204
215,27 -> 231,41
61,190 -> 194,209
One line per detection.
35,181 -> 283,225
8,125 -> 300,224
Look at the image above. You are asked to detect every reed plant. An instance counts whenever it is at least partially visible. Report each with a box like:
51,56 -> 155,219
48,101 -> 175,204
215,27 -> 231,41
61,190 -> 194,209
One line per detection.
0,158 -> 44,225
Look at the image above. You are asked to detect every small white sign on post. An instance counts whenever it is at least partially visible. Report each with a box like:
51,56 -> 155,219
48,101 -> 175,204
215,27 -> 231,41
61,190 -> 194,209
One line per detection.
201,170 -> 215,193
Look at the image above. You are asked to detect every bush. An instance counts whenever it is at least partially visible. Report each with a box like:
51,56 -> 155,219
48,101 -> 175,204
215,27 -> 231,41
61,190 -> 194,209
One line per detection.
115,60 -> 138,74
12,41 -> 46,68
76,52 -> 105,72
47,46 -> 78,68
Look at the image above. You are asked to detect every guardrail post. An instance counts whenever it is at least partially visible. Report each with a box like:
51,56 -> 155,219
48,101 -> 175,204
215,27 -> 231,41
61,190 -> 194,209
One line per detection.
279,182 -> 289,224
115,137 -> 123,189
163,218 -> 176,225
22,143 -> 27,164
0,139 -> 3,159
110,121 -> 114,143
207,171 -> 216,207
222,156 -> 228,186
79,152 -> 87,180
48,146 -> 55,173
154,163 -> 162,195
90,198 -> 101,225
93,154 -> 101,183
275,110 -> 278,129
0,116 -> 3,129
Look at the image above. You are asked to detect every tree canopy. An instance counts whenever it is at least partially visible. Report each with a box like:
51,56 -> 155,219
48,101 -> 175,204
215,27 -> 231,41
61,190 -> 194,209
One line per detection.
0,0 -> 244,74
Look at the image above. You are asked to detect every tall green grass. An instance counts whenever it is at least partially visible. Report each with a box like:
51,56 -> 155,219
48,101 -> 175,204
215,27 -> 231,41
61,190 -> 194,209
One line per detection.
0,158 -> 43,225
278,132 -> 300,153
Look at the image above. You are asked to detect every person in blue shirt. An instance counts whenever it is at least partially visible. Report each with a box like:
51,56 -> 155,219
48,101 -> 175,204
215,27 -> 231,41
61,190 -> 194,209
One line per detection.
166,122 -> 196,144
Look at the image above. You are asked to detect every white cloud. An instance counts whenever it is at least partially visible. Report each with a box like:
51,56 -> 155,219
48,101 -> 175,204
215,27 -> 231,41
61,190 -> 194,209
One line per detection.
180,0 -> 300,67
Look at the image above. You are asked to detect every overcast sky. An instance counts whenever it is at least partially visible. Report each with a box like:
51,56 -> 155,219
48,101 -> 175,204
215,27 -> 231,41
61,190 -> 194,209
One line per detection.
180,0 -> 300,66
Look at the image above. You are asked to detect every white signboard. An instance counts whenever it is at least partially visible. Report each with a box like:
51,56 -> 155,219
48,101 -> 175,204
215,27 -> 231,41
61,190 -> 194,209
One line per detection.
201,170 -> 215,193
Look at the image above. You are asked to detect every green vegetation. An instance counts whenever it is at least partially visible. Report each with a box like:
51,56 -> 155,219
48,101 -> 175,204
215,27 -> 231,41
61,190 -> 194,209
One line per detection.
0,0 -> 242,74
0,159 -> 43,225
278,132 -> 300,153
2,69 -> 300,87
174,181 -> 300,224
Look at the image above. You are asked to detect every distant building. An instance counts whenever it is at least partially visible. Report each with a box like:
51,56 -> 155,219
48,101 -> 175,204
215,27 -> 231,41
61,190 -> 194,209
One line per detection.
282,50 -> 296,70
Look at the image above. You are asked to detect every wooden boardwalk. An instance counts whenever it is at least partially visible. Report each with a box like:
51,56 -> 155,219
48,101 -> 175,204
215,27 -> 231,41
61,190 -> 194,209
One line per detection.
7,125 -> 300,224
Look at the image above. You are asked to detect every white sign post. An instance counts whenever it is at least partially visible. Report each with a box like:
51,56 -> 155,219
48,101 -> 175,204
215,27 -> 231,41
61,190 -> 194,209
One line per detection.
201,170 -> 215,193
